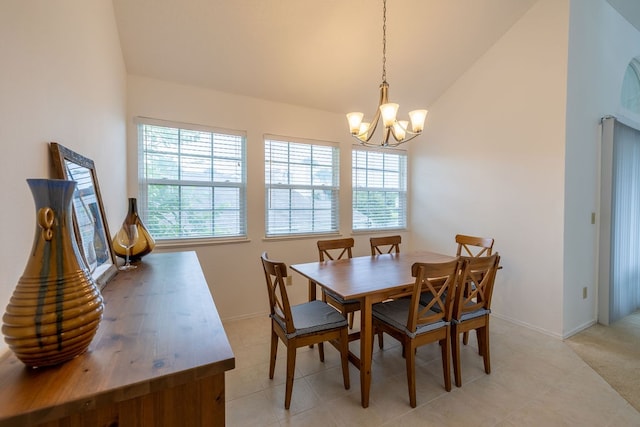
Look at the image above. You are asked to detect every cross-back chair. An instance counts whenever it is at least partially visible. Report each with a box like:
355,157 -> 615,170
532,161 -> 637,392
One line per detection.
317,238 -> 360,329
371,258 -> 464,407
370,235 -> 402,256
455,234 -> 494,257
451,253 -> 500,387
261,252 -> 350,409
455,234 -> 495,344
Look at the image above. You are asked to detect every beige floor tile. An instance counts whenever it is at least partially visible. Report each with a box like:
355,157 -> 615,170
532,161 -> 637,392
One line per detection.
222,314 -> 640,426
226,390 -> 281,427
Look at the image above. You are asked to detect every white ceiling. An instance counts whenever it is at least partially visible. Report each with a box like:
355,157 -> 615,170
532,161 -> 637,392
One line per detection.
115,0 -> 640,117
608,0 -> 640,32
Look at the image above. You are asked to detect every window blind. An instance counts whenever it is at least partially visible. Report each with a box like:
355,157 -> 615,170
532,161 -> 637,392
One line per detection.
265,136 -> 339,236
352,148 -> 407,231
137,119 -> 247,240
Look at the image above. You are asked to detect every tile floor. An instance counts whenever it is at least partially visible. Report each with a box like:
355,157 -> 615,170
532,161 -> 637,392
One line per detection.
222,315 -> 640,426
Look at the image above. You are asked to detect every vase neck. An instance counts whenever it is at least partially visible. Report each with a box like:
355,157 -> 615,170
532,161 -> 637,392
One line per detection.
124,198 -> 140,225
127,198 -> 138,215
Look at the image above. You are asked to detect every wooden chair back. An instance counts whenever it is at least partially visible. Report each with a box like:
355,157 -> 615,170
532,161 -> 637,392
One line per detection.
317,238 -> 354,261
370,235 -> 401,255
455,234 -> 494,258
407,259 -> 463,332
261,252 -> 295,335
453,254 -> 500,319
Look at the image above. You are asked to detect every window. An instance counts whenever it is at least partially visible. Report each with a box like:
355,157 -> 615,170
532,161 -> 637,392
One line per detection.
137,118 -> 246,241
265,136 -> 339,237
621,57 -> 640,116
352,148 -> 407,231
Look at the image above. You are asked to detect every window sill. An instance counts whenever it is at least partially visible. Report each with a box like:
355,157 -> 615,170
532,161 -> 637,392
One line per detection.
262,232 -> 342,242
156,237 -> 251,249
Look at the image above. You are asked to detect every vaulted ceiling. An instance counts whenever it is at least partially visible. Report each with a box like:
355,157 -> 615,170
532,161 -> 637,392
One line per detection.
112,0 -> 639,116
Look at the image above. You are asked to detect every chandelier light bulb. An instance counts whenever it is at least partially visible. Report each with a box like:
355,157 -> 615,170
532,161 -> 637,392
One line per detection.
380,103 -> 399,127
347,112 -> 364,134
358,122 -> 371,141
409,110 -> 428,133
393,120 -> 408,141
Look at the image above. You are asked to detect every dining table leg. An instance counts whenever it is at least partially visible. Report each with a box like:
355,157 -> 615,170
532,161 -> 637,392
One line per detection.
308,279 -> 317,302
308,279 -> 317,349
360,295 -> 373,408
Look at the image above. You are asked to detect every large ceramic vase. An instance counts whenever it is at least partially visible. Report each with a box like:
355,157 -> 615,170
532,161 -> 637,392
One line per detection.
2,179 -> 104,368
112,198 -> 155,262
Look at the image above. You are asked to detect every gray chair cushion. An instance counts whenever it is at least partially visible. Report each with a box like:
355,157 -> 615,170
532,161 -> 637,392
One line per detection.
324,289 -> 359,306
272,300 -> 348,339
419,292 -> 445,312
453,308 -> 490,323
372,299 -> 448,339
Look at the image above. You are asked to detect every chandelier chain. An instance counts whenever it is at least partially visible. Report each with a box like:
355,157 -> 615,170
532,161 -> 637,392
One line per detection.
382,0 -> 387,83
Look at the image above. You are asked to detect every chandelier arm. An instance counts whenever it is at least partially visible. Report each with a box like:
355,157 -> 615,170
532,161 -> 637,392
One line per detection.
397,122 -> 424,137
353,81 -> 389,142
378,132 -> 421,148
353,109 -> 381,142
382,126 -> 391,146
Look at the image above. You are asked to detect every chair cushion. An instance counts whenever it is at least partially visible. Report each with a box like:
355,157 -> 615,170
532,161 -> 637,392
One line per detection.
419,292 -> 445,312
272,300 -> 348,339
324,289 -> 359,306
372,299 -> 448,339
453,308 -> 491,323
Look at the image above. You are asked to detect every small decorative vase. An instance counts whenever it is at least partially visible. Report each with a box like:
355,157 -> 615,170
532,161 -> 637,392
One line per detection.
2,179 -> 104,368
112,198 -> 155,262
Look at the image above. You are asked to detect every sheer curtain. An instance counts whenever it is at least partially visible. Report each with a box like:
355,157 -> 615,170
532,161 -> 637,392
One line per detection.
600,117 -> 640,323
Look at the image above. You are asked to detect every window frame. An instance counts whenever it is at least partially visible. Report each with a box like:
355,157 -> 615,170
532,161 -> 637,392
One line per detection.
621,57 -> 640,119
136,117 -> 248,245
352,146 -> 408,232
264,134 -> 340,238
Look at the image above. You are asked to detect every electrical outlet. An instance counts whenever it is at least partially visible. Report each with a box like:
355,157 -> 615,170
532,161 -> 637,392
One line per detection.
583,286 -> 588,299
286,276 -> 293,286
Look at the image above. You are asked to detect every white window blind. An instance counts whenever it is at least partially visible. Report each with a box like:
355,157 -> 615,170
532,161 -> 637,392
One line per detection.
137,118 -> 247,240
265,136 -> 339,236
352,148 -> 407,231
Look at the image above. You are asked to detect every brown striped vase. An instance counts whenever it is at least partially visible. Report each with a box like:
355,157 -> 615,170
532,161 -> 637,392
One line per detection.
2,179 -> 104,368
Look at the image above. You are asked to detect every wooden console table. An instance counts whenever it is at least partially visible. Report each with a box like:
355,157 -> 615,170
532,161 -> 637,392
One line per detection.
0,251 -> 235,427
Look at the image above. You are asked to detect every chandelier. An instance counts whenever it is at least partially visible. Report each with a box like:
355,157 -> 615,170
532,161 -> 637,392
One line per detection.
346,0 -> 428,148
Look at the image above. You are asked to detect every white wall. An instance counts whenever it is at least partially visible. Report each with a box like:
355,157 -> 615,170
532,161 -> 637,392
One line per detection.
410,0 -> 570,337
565,0 -> 640,332
126,76 -> 411,320
0,0 -> 127,355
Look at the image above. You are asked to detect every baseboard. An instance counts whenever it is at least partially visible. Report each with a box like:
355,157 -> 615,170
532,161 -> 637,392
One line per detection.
492,313 -> 564,339
563,319 -> 597,339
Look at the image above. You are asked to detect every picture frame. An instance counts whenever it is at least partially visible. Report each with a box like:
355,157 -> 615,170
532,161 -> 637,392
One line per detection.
49,142 -> 118,289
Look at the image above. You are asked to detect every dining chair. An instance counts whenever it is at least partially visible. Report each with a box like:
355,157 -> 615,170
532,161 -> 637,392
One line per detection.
451,253 -> 500,387
369,235 -> 401,255
317,238 -> 360,329
455,234 -> 495,345
371,258 -> 464,407
261,252 -> 350,409
455,234 -> 494,257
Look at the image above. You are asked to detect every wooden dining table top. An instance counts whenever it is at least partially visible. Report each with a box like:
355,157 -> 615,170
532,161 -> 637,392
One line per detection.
291,250 -> 456,300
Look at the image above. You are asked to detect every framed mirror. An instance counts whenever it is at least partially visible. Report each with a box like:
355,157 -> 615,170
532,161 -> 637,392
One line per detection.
50,142 -> 117,289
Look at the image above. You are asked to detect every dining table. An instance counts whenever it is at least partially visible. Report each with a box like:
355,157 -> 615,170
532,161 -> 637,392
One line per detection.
290,250 -> 456,408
